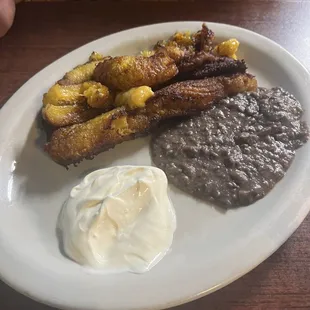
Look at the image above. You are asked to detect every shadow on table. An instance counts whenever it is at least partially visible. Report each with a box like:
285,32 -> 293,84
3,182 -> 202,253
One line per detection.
0,280 -> 54,310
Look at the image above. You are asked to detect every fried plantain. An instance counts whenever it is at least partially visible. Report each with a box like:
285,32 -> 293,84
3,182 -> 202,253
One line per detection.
46,74 -> 257,166
142,73 -> 257,118
43,81 -> 113,127
81,81 -> 113,109
190,58 -> 247,79
115,86 -> 154,109
213,39 -> 240,59
45,107 -> 149,165
42,104 -> 104,128
93,52 -> 178,91
176,51 -> 246,78
153,54 -> 247,90
177,51 -> 218,74
155,41 -> 187,63
43,84 -> 85,106
154,24 -> 215,63
58,60 -> 105,85
177,57 -> 247,81
193,23 -> 215,52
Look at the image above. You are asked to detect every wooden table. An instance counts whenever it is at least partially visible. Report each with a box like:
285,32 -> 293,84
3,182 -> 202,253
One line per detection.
1,0 -> 310,309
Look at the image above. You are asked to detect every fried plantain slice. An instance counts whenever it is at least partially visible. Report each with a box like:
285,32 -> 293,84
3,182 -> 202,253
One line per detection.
142,73 -> 257,118
153,23 -> 215,63
93,52 -> 178,91
114,86 -> 154,110
193,23 -> 215,52
46,74 -> 257,166
45,107 -> 144,164
190,59 -> 247,79
58,60 -> 104,85
177,51 -> 218,74
81,81 -> 113,109
155,41 -> 187,63
43,84 -> 85,106
43,81 -> 113,127
42,104 -> 104,128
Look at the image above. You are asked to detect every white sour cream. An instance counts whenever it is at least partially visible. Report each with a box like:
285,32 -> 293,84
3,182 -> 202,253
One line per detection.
58,166 -> 176,274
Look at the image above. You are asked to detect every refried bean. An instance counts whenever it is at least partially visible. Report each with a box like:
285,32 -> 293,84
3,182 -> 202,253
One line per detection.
151,87 -> 309,208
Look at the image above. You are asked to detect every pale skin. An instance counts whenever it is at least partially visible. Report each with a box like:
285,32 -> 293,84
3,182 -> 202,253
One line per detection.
0,0 -> 17,38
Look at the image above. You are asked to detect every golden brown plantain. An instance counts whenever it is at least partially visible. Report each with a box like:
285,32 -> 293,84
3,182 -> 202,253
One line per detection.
81,82 -> 113,109
43,82 -> 112,108
153,24 -> 215,63
43,84 -> 85,106
141,73 -> 257,118
193,23 -> 215,52
155,41 -> 186,63
43,82 -> 113,127
46,107 -> 152,165
177,51 -> 218,74
59,60 -> 104,85
115,86 -> 154,109
213,39 -> 239,59
93,52 -> 178,91
42,104 -> 104,128
46,74 -> 257,166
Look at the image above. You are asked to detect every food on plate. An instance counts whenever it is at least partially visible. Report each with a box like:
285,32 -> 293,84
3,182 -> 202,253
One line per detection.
144,73 -> 257,116
115,86 -> 154,109
155,41 -> 186,63
176,53 -> 247,81
177,51 -> 218,74
42,23 -> 244,129
190,58 -> 246,79
193,23 -> 215,52
42,104 -> 103,128
43,84 -> 85,106
154,24 -> 215,63
43,82 -> 111,108
46,73 -> 257,166
93,52 -> 178,91
46,108 -> 150,166
42,82 -> 114,127
151,87 -> 309,208
213,38 -> 240,59
59,60 -> 105,85
171,31 -> 193,48
81,81 -> 113,109
58,166 -> 176,273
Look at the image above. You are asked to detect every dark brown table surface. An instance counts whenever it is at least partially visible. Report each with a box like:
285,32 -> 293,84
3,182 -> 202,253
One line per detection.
1,0 -> 310,309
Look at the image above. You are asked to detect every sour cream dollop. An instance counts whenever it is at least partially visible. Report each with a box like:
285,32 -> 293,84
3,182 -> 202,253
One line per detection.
58,166 -> 176,274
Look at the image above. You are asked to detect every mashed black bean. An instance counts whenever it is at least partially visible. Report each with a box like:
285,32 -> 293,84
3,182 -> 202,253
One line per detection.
151,87 -> 309,208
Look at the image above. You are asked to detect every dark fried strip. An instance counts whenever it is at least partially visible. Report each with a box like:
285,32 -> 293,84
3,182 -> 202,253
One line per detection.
191,59 -> 247,79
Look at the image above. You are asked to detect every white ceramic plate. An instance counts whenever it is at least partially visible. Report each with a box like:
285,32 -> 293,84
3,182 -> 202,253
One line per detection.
0,22 -> 309,310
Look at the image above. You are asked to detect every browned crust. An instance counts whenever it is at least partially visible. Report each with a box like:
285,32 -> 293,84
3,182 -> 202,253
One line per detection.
191,59 -> 247,79
177,51 -> 218,73
93,52 -> 178,91
45,108 -> 152,166
46,74 -> 257,166
177,52 -> 247,80
194,23 -> 215,52
154,23 -> 215,64
42,104 -> 106,128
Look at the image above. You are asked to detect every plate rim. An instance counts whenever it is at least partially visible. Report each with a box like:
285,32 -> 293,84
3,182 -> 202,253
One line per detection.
0,21 -> 309,310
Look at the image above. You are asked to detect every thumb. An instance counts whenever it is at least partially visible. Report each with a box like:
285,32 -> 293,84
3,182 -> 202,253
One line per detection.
0,0 -> 16,38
